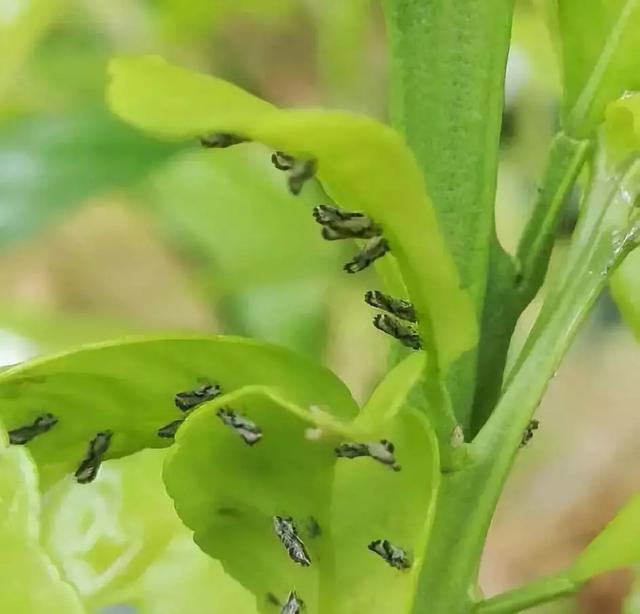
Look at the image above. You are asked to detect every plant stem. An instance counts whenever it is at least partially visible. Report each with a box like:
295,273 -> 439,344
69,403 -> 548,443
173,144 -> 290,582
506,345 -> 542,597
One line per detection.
470,133 -> 590,434
383,0 -> 515,427
474,574 -> 577,614
412,157 -> 640,613
515,133 -> 591,303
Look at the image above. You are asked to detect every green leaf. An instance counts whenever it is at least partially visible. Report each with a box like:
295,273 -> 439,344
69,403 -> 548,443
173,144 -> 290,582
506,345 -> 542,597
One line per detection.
602,93 -> 640,163
41,450 -> 181,608
107,55 -> 477,373
0,335 -> 357,487
570,494 -> 640,582
163,386 -> 348,613
331,355 -> 439,613
0,109 -> 181,249
144,147 -> 339,292
0,0 -> 63,101
163,359 -> 439,613
556,0 -> 640,136
42,448 -> 257,612
0,428 -> 84,613
603,94 -> 640,334
130,533 -> 258,614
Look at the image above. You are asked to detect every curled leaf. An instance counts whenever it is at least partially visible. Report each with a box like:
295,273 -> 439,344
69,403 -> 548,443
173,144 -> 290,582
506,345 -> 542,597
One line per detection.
108,55 -> 477,372
0,335 -> 357,486
163,364 -> 440,612
163,386 -> 350,613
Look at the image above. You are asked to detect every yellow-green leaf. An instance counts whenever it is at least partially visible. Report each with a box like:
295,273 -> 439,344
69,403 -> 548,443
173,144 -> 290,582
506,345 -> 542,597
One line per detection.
570,494 -> 640,582
107,55 -> 477,372
163,386 -> 351,613
0,428 -> 84,613
0,335 -> 357,487
556,0 -> 640,135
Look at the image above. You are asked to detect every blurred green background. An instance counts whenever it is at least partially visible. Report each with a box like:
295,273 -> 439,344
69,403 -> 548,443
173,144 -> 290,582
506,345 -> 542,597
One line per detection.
0,0 -> 639,612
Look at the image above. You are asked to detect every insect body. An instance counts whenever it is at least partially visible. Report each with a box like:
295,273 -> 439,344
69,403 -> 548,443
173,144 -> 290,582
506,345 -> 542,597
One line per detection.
75,430 -> 113,484
373,314 -> 422,350
335,439 -> 400,471
175,382 -> 221,412
312,204 -> 380,240
200,133 -> 247,148
216,408 -> 262,445
281,591 -> 305,614
364,290 -> 417,323
368,539 -> 411,570
8,413 -> 58,445
520,419 -> 540,447
157,418 -> 185,439
343,237 -> 390,274
273,516 -> 311,567
271,151 -> 316,195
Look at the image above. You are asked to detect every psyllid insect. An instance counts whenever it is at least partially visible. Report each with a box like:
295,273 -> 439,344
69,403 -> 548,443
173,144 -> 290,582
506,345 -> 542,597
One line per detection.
216,407 -> 262,445
271,151 -> 316,195
520,419 -> 540,447
271,151 -> 295,171
74,430 -> 113,484
281,591 -> 305,614
175,382 -> 221,412
200,132 -> 247,148
364,290 -> 417,323
157,418 -> 185,439
368,539 -> 411,570
343,236 -> 390,273
312,204 -> 380,240
373,313 -> 422,350
8,413 -> 58,445
335,439 -> 401,471
273,516 -> 311,567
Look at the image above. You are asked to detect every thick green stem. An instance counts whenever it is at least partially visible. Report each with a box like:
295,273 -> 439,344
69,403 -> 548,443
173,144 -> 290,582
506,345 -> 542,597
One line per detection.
383,0 -> 515,427
474,574 -> 577,614
470,133 -> 590,434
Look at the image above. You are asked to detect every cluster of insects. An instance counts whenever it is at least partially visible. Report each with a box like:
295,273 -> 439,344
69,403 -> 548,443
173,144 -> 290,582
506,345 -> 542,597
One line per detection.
200,132 -> 423,352
8,413 -> 114,485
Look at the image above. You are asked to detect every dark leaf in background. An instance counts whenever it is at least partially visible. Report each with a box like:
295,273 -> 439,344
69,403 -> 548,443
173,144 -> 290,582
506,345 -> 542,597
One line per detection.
0,108 -> 182,249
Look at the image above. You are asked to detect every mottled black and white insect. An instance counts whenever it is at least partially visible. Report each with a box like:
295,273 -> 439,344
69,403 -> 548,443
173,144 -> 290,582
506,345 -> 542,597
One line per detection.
8,413 -> 58,445
174,382 -> 221,412
281,591 -> 305,614
368,539 -> 411,570
157,418 -> 185,439
273,516 -> 311,567
373,314 -> 422,350
200,133 -> 247,148
312,204 -> 380,241
520,419 -> 540,447
216,407 -> 262,445
74,430 -> 113,484
364,290 -> 417,323
343,236 -> 390,274
271,151 -> 316,195
271,151 -> 295,171
335,439 -> 401,471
